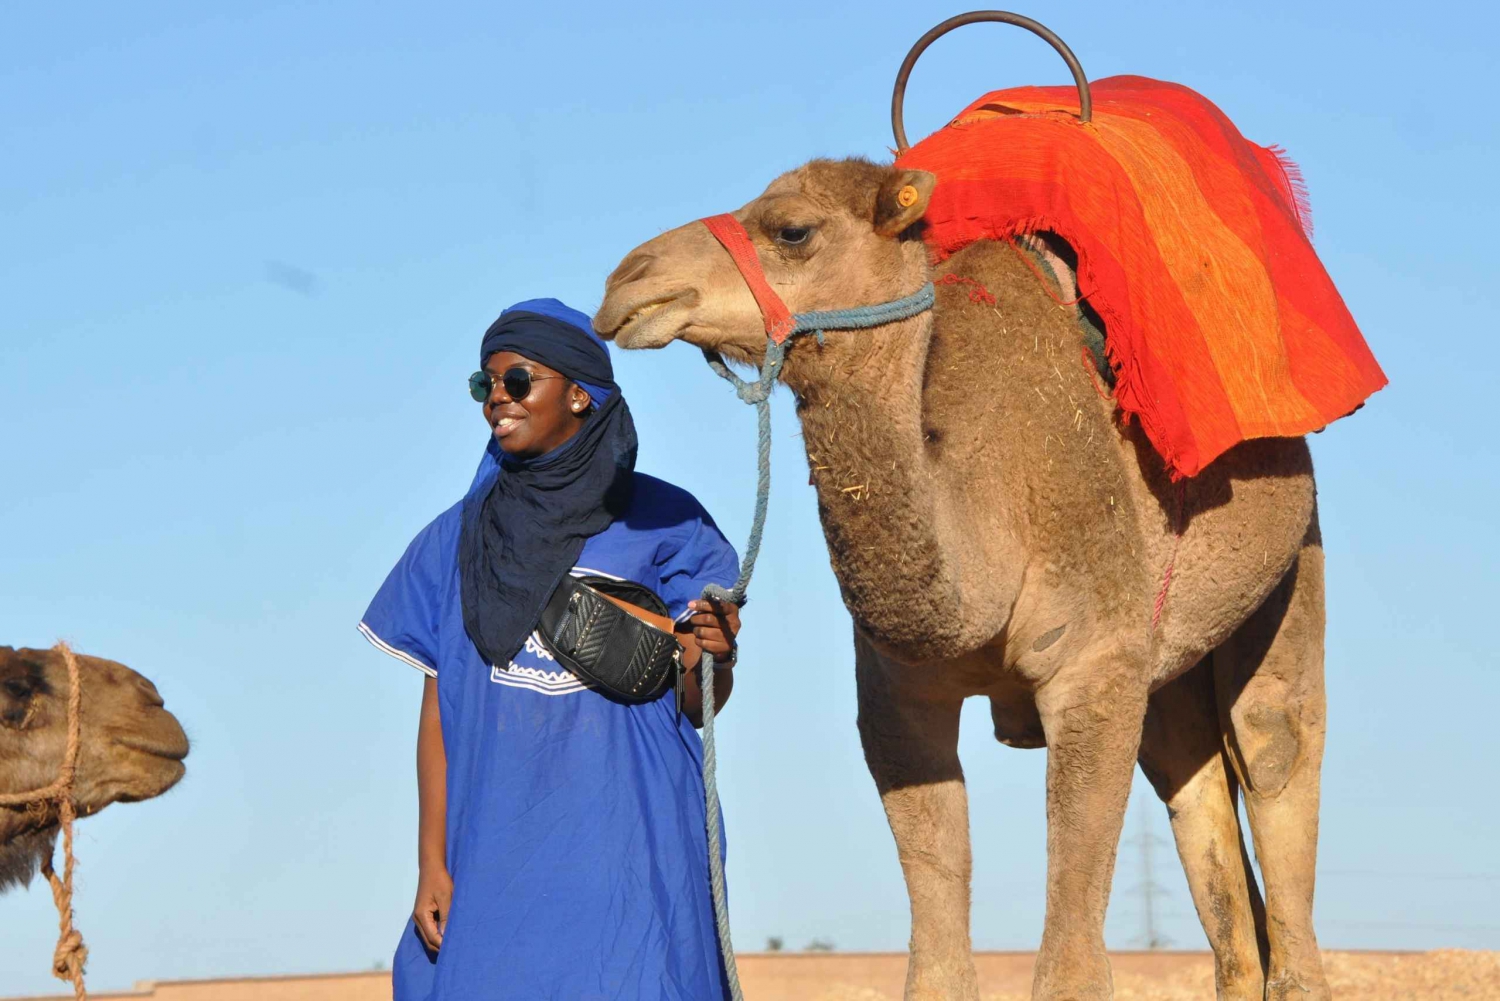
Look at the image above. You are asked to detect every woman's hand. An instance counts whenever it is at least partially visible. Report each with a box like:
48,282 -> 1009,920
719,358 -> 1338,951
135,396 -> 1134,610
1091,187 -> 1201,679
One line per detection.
413,864 -> 453,952
675,598 -> 741,726
683,597 -> 741,665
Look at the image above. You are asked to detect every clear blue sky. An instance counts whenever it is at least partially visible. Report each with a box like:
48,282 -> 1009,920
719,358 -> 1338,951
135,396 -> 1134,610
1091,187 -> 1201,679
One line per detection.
3,1 -> 1496,993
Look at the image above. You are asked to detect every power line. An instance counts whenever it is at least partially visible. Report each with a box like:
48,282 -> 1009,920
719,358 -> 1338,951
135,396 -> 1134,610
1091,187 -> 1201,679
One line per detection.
1123,795 -> 1173,950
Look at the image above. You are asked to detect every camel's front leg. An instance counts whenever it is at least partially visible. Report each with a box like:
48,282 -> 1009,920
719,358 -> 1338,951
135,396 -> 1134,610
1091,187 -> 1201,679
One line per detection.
855,635 -> 977,1001
1033,669 -> 1150,1001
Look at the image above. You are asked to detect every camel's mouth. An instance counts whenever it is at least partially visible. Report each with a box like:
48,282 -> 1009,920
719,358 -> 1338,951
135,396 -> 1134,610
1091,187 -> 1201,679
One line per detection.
619,299 -> 669,330
597,291 -> 693,349
117,734 -> 189,763
111,733 -> 188,802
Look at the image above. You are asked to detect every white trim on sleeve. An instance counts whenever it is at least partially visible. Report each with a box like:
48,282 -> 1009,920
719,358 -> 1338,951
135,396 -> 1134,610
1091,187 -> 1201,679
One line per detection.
358,621 -> 438,678
571,566 -> 625,581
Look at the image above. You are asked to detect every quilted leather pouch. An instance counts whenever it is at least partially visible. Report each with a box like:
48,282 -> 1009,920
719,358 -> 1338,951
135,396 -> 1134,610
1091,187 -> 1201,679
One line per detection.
536,575 -> 682,703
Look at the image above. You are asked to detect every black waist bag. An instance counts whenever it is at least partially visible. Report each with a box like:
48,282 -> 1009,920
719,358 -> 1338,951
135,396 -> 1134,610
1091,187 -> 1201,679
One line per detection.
536,574 -> 682,703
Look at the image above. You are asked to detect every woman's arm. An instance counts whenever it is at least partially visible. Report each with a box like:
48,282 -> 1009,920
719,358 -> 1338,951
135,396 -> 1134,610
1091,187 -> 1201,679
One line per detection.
675,658 -> 734,728
413,675 -> 451,951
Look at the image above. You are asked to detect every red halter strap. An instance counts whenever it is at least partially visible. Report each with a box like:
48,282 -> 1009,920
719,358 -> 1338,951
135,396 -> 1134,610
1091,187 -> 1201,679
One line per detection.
700,214 -> 796,344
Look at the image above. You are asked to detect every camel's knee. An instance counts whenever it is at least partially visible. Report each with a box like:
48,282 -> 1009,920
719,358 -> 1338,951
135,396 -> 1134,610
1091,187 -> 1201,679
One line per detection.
1217,556 -> 1327,799
1229,699 -> 1318,797
882,781 -> 972,886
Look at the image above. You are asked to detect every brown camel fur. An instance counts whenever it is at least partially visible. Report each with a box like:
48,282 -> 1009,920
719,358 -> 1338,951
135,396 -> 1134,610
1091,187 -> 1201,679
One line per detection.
595,159 -> 1332,1001
1,645 -> 189,892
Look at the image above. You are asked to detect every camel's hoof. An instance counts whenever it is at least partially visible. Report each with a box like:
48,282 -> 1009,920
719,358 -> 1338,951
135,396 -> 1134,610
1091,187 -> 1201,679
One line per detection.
1266,971 -> 1331,1001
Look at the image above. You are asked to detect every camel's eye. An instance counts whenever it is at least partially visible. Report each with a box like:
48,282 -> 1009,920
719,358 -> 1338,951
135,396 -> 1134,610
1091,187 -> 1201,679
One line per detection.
1,676 -> 37,727
776,226 -> 812,247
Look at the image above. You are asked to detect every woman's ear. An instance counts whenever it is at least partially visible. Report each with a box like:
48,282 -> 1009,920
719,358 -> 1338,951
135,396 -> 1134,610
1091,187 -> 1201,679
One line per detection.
569,385 -> 592,414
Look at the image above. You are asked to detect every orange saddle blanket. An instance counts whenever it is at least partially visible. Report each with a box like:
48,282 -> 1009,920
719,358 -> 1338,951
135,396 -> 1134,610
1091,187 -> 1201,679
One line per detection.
895,75 -> 1387,478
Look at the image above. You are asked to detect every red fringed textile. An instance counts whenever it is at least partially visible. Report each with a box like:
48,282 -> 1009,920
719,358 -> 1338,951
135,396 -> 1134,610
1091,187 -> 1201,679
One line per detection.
895,75 -> 1387,478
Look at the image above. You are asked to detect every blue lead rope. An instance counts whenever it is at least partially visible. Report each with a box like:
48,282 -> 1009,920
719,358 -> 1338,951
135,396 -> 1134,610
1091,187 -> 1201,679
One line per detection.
694,281 -> 935,1001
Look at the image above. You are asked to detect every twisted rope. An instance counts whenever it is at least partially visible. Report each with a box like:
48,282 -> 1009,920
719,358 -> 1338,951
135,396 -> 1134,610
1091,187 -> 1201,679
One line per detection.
792,283 -> 936,345
0,642 -> 89,998
694,343 -> 776,1001
694,284 -> 934,1001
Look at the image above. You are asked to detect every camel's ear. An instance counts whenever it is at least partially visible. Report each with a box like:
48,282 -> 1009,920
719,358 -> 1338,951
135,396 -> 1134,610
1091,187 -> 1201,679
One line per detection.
873,169 -> 936,238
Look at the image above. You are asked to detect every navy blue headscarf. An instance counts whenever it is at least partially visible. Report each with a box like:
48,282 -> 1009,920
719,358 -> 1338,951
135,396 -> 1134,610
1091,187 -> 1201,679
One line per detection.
458,298 -> 639,670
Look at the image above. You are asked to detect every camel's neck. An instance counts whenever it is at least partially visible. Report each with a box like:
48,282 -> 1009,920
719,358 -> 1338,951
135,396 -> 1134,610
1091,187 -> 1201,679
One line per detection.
782,306 -> 1014,662
0,814 -> 57,893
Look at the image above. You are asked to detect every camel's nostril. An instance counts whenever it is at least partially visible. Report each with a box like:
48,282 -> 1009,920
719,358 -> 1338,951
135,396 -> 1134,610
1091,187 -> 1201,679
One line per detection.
608,252 -> 654,290
134,676 -> 164,708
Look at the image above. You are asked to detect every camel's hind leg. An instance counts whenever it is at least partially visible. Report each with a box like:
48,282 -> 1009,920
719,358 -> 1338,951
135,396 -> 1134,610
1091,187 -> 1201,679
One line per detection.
854,634 -> 978,1001
1139,660 -> 1268,999
1215,521 -> 1330,1001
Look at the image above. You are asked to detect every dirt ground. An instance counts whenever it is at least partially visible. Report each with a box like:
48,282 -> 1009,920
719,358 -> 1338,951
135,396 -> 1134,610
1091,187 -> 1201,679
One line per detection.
781,950 -> 1500,1001
1093,950 -> 1498,1001
5,951 -> 1496,1000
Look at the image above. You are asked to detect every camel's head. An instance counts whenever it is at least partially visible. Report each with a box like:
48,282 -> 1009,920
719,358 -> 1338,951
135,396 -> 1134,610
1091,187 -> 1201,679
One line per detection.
0,646 -> 189,891
596,158 -> 935,362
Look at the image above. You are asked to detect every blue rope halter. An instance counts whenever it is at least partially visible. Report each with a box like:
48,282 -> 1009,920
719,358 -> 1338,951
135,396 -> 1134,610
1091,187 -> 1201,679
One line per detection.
695,279 -> 935,1001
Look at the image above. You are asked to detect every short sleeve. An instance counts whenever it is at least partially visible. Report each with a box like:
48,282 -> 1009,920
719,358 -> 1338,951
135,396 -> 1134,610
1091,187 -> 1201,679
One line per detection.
358,504 -> 461,677
656,501 -> 741,618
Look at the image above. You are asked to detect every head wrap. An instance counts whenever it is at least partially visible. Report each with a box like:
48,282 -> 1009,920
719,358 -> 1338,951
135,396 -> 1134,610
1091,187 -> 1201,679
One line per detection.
458,298 -> 639,670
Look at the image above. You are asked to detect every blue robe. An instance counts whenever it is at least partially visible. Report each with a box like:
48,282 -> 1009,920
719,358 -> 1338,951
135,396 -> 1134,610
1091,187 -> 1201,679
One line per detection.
361,454 -> 738,1001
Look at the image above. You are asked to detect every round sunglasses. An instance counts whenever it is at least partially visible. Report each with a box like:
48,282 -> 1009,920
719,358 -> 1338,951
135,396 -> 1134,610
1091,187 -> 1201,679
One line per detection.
468,368 -> 565,403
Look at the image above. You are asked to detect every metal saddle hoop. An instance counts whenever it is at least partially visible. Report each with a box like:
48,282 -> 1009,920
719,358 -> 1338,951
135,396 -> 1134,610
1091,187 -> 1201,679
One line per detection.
890,9 -> 1093,152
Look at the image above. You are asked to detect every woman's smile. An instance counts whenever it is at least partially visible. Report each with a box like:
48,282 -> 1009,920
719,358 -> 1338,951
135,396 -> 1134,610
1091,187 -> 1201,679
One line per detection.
490,409 -> 526,438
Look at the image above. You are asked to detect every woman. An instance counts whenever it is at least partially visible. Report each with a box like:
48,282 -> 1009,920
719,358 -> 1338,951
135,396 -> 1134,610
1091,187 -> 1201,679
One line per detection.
360,298 -> 742,1000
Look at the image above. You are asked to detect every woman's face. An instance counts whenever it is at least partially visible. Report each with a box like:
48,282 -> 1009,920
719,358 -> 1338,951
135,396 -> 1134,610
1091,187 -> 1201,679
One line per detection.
481,351 -> 593,459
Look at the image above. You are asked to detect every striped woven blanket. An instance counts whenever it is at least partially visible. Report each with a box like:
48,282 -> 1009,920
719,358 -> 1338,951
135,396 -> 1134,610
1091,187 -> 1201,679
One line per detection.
895,75 -> 1386,478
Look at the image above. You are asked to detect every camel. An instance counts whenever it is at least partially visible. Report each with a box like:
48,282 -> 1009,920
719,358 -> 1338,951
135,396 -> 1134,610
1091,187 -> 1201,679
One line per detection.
1,645 -> 189,892
595,159 -> 1332,1001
